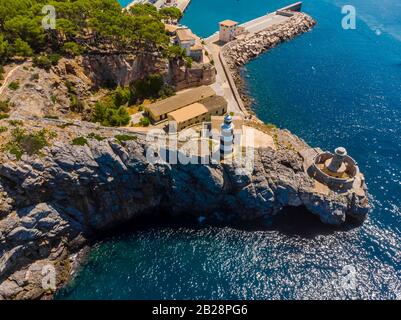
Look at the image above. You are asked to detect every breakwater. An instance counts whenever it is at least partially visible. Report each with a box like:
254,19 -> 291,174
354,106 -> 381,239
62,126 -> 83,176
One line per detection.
221,11 -> 316,110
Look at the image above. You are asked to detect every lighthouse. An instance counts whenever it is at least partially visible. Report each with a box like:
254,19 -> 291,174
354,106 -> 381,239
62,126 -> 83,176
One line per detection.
220,114 -> 234,160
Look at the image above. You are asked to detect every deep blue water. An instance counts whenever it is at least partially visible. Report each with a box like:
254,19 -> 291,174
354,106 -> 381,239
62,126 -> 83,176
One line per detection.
57,0 -> 401,299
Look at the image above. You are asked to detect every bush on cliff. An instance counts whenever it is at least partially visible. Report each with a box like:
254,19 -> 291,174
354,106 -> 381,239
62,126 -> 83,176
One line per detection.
91,87 -> 132,127
132,74 -> 175,101
3,127 -> 52,160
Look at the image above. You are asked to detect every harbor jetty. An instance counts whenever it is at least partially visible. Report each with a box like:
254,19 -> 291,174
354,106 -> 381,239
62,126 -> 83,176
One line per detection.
206,2 -> 316,115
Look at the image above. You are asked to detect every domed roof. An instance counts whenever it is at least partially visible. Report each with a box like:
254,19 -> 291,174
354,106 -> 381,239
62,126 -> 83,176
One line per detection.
224,114 -> 233,124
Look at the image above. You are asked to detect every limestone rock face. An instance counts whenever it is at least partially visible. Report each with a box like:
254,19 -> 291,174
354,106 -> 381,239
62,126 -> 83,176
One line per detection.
81,53 -> 165,89
0,135 -> 370,299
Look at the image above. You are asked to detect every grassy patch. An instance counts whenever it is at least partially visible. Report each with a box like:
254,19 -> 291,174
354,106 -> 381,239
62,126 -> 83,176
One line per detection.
8,81 -> 20,91
72,136 -> 88,146
7,119 -> 23,126
0,126 -> 8,133
87,132 -> 105,141
0,114 -> 10,120
115,134 -> 137,144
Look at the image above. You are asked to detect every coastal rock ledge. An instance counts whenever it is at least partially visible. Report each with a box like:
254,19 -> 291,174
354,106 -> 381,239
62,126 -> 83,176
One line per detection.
0,132 -> 370,299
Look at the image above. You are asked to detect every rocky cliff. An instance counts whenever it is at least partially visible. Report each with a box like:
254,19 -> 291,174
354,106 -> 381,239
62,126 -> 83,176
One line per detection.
0,119 -> 370,299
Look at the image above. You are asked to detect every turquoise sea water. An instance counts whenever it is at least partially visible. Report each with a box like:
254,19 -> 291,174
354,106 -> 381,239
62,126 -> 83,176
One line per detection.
57,0 -> 401,299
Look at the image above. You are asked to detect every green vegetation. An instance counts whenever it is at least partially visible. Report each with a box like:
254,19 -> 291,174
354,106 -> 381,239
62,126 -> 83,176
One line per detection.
30,73 -> 39,81
0,100 -> 11,113
265,123 -> 277,129
185,57 -> 193,68
43,114 -> 59,119
159,7 -> 183,21
3,128 -> 53,160
33,53 -> 60,71
115,134 -> 137,144
91,86 -> 132,127
8,81 -> 19,90
7,119 -> 24,126
0,64 -> 4,80
0,100 -> 12,119
72,136 -> 88,146
87,132 -> 105,141
133,73 -> 175,101
62,42 -> 84,57
139,116 -> 150,127
0,1 -> 170,63
0,126 -> 7,133
166,45 -> 186,59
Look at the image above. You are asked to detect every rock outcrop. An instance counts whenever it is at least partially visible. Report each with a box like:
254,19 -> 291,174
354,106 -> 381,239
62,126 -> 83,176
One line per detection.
0,125 -> 370,299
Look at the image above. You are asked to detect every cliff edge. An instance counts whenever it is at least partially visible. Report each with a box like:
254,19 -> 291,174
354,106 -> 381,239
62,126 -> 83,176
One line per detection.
0,119 -> 370,299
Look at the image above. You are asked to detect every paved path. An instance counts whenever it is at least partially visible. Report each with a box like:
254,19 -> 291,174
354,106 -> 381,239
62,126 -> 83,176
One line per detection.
241,13 -> 289,34
205,36 -> 244,116
204,11 -> 291,117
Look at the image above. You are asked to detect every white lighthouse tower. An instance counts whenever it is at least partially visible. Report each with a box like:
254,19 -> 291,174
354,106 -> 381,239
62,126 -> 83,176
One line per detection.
220,114 -> 234,160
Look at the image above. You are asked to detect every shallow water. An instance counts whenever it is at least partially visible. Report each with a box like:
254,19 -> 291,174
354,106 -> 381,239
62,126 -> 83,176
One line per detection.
57,0 -> 401,299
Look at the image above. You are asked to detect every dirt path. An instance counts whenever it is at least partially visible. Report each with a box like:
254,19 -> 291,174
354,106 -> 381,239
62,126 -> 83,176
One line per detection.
0,65 -> 23,96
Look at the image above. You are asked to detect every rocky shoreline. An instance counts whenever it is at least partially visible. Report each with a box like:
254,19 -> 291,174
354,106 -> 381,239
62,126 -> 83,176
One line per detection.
221,12 -> 316,110
0,117 -> 370,299
0,11 -> 370,301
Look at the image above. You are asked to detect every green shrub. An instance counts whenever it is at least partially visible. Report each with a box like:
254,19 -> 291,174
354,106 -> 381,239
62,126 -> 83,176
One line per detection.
87,132 -> 105,141
62,42 -> 84,57
186,57 -> 193,68
92,101 -> 131,127
33,55 -> 52,70
50,95 -> 58,105
65,81 -> 77,95
70,94 -> 84,113
8,81 -> 19,90
139,117 -> 150,127
0,113 -> 10,120
0,100 -> 11,113
72,136 -> 88,146
11,38 -> 33,57
30,73 -> 39,81
7,119 -> 23,126
115,134 -> 137,144
133,74 -> 165,100
4,128 -> 51,160
0,126 -> 8,133
159,7 -> 183,20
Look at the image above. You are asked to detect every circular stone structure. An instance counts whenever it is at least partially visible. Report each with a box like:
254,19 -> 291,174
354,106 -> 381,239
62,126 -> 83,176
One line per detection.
309,147 -> 360,190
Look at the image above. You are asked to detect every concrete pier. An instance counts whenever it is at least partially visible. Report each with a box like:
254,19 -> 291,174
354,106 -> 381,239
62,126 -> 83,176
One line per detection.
205,2 -> 315,117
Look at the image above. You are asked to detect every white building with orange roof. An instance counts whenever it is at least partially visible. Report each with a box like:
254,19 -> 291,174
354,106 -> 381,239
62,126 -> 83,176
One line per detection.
219,19 -> 239,43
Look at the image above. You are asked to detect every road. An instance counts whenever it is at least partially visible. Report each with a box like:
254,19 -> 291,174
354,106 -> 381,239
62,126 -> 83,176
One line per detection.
204,11 -> 291,117
205,35 -> 245,117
